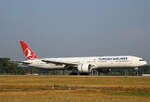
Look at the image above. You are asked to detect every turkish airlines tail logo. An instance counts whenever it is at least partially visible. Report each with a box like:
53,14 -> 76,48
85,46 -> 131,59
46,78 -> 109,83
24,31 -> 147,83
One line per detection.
20,41 -> 38,60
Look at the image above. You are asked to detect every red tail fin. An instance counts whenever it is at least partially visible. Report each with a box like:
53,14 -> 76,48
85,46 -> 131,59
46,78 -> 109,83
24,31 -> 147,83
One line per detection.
20,41 -> 38,60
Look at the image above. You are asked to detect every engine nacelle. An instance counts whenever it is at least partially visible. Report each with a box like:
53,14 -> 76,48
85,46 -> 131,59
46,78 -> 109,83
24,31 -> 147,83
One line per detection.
77,63 -> 92,73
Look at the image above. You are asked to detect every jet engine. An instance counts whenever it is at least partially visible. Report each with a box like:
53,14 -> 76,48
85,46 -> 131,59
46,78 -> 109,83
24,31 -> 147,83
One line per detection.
77,63 -> 92,73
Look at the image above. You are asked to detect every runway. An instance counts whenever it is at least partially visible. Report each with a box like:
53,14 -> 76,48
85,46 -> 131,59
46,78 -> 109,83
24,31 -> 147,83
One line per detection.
0,74 -> 149,77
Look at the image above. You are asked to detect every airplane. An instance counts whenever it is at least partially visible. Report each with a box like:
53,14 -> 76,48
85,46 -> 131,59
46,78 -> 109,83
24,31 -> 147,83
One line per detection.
20,41 -> 147,74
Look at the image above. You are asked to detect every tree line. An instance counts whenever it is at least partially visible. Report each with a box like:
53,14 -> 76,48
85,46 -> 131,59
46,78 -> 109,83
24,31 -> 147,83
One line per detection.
0,58 -> 26,74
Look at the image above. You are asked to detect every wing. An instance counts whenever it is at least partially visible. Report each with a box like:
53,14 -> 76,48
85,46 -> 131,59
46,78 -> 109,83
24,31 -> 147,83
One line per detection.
41,60 -> 78,66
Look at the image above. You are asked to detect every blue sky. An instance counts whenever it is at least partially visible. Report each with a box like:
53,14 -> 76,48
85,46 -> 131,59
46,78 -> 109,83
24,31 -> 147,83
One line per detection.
0,0 -> 150,62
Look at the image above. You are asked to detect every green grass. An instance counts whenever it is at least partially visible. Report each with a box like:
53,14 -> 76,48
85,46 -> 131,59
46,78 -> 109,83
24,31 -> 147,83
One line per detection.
124,92 -> 150,97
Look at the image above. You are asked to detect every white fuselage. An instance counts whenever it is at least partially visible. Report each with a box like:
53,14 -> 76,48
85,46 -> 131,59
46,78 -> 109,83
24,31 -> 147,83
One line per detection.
23,56 -> 147,70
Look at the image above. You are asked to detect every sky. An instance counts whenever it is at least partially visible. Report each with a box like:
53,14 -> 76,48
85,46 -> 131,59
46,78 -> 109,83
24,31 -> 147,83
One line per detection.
0,0 -> 150,63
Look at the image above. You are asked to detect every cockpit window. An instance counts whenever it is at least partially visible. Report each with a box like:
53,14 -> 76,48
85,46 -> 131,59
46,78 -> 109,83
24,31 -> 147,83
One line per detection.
139,59 -> 144,61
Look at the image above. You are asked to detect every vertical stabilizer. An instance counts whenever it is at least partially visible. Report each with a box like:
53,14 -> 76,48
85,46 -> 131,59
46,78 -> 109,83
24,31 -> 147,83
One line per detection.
20,41 -> 38,60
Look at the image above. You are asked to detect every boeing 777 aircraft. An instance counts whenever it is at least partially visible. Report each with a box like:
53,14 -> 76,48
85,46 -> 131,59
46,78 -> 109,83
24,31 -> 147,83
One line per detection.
20,41 -> 147,73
